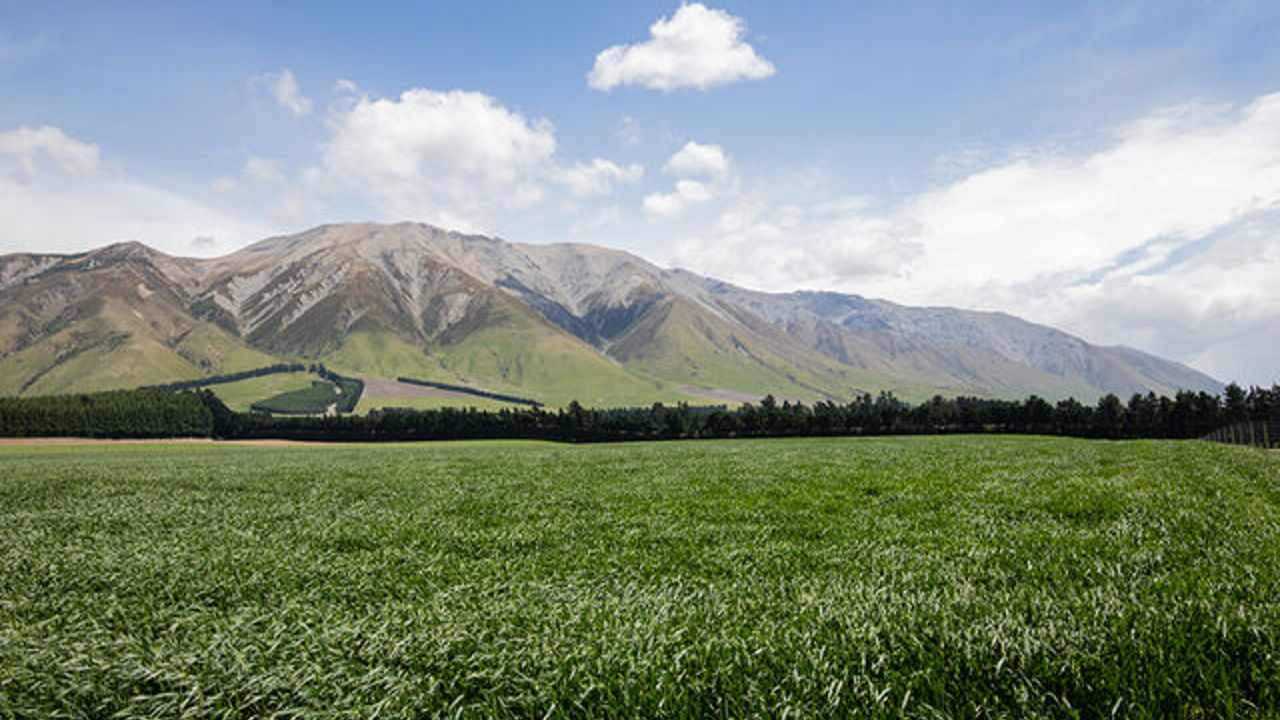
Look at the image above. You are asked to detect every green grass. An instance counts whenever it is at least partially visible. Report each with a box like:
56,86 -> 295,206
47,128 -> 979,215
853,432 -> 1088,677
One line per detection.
0,436 -> 1277,717
208,371 -> 318,411
324,330 -> 704,409
251,379 -> 344,414
0,301 -> 280,398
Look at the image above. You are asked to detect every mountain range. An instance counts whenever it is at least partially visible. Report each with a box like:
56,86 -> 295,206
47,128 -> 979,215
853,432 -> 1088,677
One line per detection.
0,222 -> 1221,407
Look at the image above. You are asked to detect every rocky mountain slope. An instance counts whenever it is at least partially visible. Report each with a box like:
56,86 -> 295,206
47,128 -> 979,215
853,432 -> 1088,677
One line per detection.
0,222 -> 1221,404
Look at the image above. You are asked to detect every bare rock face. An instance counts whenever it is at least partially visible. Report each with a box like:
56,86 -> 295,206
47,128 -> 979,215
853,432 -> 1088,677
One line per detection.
0,222 -> 1222,401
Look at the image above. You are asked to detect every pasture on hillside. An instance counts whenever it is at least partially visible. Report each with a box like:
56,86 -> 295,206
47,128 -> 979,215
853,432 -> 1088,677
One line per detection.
0,436 -> 1277,717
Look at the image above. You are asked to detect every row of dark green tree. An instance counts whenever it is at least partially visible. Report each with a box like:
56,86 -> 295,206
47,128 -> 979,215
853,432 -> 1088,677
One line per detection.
144,363 -> 306,392
0,389 -> 214,438
2,383 -> 1276,442
220,384 -> 1279,442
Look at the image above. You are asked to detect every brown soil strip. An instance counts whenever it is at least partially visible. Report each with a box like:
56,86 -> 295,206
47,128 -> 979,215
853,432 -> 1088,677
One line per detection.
361,377 -> 481,401
677,385 -> 805,404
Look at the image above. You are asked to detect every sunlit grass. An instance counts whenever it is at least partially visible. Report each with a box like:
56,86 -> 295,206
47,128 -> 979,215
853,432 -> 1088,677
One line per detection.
0,436 -> 1276,717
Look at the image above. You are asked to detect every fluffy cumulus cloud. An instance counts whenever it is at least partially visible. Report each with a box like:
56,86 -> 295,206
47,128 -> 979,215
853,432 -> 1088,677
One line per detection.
663,141 -> 730,177
644,179 -> 714,219
645,141 -> 732,219
251,68 -> 312,117
672,92 -> 1280,384
308,88 -> 556,231
588,3 -> 775,92
0,125 -> 267,256
304,87 -> 640,232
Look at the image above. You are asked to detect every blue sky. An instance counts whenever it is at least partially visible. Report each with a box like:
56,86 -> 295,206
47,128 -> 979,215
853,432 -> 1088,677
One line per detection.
2,0 -> 1279,384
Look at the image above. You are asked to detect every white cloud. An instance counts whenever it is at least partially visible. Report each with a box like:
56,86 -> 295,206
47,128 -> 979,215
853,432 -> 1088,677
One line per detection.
671,91 -> 1280,384
307,88 -> 556,231
0,125 -> 267,257
1033,212 -> 1280,384
555,158 -> 643,197
588,3 -> 775,92
644,141 -> 733,219
0,125 -> 99,176
303,86 -> 637,232
676,194 -> 921,282
251,68 -> 312,117
644,179 -> 714,219
887,96 -> 1280,299
663,141 -> 730,177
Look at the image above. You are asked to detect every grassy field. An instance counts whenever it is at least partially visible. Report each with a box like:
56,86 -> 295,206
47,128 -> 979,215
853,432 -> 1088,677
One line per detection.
207,371 -> 318,411
249,379 -> 344,414
0,436 -> 1277,717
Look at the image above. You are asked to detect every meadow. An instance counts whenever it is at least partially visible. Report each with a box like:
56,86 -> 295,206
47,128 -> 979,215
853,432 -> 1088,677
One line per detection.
0,436 -> 1277,718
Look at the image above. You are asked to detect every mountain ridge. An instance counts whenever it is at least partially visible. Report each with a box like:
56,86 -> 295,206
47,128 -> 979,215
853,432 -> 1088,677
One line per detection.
0,222 -> 1222,405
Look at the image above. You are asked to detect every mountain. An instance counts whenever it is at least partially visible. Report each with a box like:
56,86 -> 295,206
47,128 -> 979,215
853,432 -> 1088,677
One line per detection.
0,222 -> 1222,405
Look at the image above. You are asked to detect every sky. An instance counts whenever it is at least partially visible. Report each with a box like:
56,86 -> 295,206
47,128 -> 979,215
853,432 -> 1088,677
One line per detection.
1,0 -> 1278,385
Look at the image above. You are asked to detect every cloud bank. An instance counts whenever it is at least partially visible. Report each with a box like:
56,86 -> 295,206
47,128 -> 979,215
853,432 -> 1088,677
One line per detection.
0,126 -> 265,257
673,92 -> 1280,384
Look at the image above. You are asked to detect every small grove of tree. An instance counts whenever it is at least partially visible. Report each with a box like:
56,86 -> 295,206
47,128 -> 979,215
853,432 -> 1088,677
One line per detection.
3,382 -> 1277,443
313,364 -> 364,413
0,389 -> 213,438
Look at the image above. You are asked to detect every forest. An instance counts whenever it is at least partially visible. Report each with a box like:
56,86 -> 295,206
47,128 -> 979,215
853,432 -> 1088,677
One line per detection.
2,383 -> 1277,443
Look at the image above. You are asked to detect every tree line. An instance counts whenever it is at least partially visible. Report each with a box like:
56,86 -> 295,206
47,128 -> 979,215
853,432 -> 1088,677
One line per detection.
3,383 -> 1277,443
0,389 -> 213,438
216,384 -> 1280,443
143,363 -> 306,392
